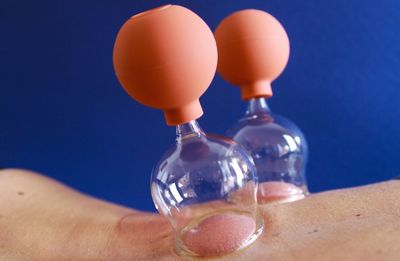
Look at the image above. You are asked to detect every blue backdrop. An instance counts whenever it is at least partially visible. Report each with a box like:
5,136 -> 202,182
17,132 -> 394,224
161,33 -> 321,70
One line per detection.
1,0 -> 399,211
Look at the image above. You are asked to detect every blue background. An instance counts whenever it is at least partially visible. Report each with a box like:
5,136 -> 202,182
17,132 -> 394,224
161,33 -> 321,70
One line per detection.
1,0 -> 399,211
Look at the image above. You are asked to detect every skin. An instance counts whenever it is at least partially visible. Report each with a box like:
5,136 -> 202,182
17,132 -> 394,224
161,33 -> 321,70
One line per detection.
1,169 -> 399,260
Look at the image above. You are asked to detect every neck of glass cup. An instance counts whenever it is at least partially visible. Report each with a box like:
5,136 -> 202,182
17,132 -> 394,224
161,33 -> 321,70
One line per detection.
246,97 -> 271,116
176,120 -> 204,142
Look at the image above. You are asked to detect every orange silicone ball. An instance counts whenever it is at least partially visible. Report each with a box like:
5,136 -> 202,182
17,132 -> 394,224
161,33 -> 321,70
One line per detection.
113,5 -> 218,125
214,9 -> 290,100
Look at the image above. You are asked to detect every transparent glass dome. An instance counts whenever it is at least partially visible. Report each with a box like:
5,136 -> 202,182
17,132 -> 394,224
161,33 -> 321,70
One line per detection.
227,97 -> 309,204
151,120 -> 263,257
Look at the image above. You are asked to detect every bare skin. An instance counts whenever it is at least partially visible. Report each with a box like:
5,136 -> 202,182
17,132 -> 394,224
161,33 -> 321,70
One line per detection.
1,169 -> 399,260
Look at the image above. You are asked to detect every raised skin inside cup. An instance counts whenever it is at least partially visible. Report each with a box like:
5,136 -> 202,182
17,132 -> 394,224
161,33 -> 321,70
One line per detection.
258,181 -> 306,204
182,212 -> 256,257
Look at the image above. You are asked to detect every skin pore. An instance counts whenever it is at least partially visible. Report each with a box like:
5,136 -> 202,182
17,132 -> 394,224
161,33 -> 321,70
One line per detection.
0,169 -> 399,260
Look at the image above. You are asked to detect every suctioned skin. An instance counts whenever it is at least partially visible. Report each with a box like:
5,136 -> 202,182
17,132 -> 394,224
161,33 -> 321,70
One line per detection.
183,213 -> 256,257
258,181 -> 305,204
1,169 -> 400,260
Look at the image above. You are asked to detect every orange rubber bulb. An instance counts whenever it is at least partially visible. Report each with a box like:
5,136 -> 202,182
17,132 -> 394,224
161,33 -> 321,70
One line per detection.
113,5 -> 217,125
214,9 -> 289,100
